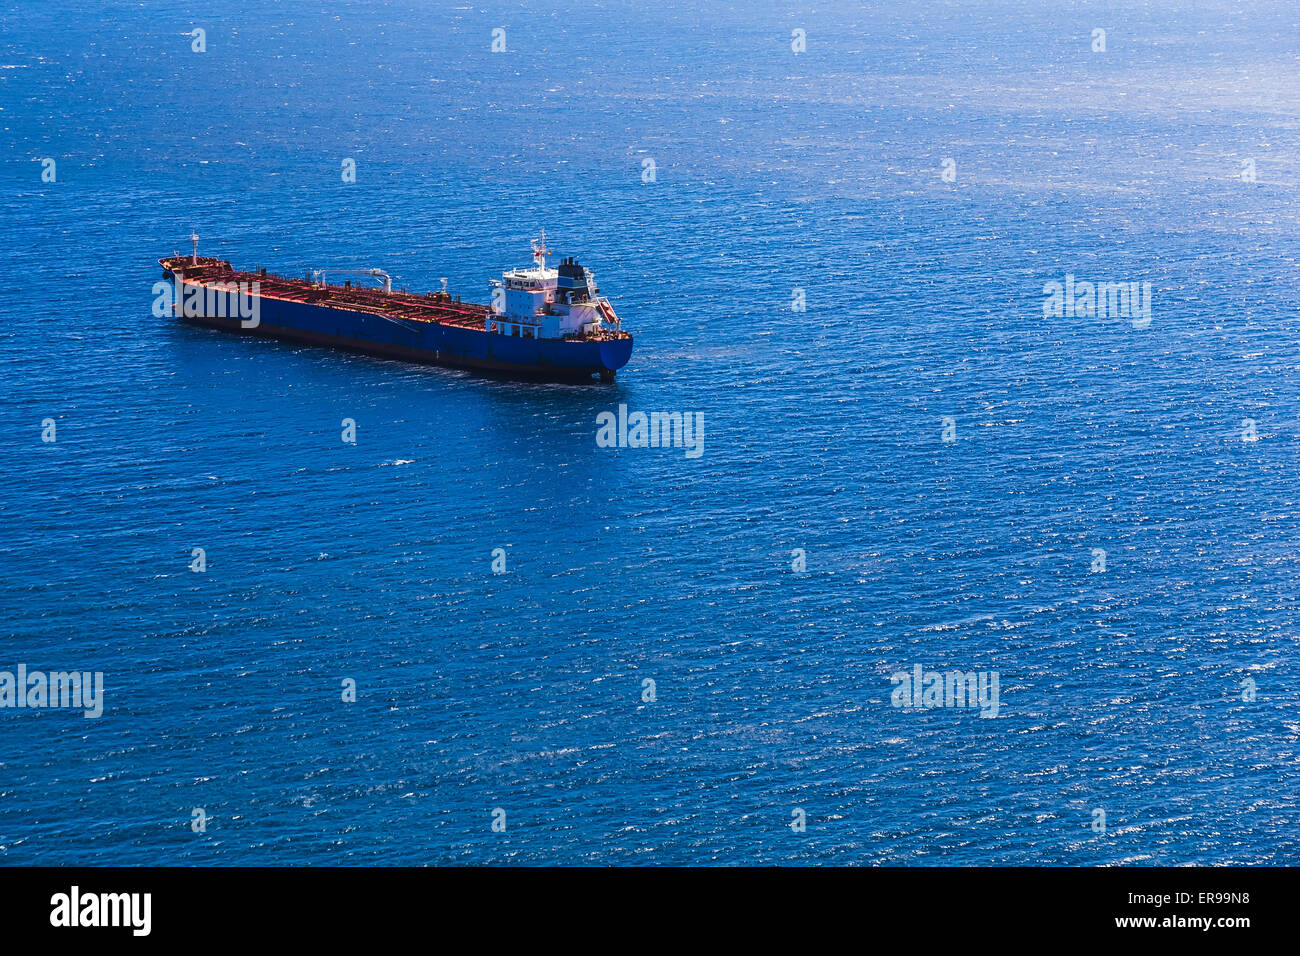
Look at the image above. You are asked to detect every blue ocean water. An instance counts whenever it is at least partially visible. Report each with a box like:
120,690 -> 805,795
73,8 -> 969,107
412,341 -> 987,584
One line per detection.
1,0 -> 1298,864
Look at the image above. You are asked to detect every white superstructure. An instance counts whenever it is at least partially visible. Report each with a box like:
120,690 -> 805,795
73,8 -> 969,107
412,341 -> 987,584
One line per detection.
486,230 -> 622,340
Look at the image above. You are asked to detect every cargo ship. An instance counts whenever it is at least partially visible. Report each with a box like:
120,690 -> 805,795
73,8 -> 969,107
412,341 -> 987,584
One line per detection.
157,232 -> 633,382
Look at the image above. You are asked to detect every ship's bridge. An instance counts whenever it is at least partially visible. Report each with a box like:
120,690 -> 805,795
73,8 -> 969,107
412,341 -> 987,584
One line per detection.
501,265 -> 558,292
497,264 -> 558,322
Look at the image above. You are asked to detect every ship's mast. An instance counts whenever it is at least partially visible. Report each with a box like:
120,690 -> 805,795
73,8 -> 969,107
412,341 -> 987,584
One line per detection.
189,232 -> 200,264
531,229 -> 551,270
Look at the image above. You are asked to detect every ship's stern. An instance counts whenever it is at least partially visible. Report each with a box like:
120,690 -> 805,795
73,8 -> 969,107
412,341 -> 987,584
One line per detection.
598,336 -> 634,381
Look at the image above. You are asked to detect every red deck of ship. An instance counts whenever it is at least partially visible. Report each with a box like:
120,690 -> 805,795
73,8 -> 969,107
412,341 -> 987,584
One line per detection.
161,256 -> 489,330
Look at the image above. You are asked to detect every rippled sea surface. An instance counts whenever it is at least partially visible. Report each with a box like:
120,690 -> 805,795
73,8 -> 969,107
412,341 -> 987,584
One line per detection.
1,0 -> 1298,864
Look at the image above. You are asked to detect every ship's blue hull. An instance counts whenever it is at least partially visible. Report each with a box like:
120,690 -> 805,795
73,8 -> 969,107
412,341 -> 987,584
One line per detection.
179,286 -> 633,382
